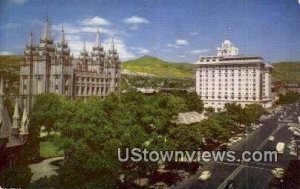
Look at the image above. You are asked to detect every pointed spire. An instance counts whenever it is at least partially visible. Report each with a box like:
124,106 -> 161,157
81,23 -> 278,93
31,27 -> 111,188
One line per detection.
13,99 -> 20,120
28,31 -> 33,47
95,26 -> 100,47
42,17 -> 52,41
0,75 -> 3,96
12,98 -> 20,130
111,38 -> 115,51
0,76 -> 3,110
60,25 -> 66,45
83,41 -> 87,53
20,107 -> 29,135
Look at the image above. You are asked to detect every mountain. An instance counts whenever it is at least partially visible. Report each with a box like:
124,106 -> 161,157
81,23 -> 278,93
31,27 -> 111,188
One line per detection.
122,55 -> 194,78
0,55 -> 300,83
0,55 -> 21,83
272,62 -> 300,82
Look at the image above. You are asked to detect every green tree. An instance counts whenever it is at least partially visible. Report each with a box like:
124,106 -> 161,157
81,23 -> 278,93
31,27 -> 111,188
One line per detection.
31,93 -> 67,134
205,107 -> 215,116
169,124 -> 203,150
0,166 -> 33,188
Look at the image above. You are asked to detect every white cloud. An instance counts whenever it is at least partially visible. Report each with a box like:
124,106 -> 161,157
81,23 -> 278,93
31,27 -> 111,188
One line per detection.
167,43 -> 180,49
80,16 -> 111,26
189,31 -> 199,36
0,22 -> 21,30
190,49 -> 209,54
103,38 -> 135,60
0,51 -> 13,55
138,49 -> 150,54
52,23 -> 115,36
9,0 -> 27,4
175,39 -> 189,46
69,37 -> 135,61
167,39 -> 189,49
131,47 -> 150,54
123,16 -> 149,24
129,25 -> 139,30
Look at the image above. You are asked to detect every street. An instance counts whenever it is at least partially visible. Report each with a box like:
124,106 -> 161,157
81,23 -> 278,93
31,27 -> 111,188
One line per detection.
175,103 -> 300,189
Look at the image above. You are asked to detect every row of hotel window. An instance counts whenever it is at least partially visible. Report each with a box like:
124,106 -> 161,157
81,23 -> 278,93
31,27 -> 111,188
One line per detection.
198,68 -> 258,71
199,79 -> 257,82
201,96 -> 259,100
199,73 -> 256,77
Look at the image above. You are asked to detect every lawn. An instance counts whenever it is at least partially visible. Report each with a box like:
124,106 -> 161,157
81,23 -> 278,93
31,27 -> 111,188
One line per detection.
40,141 -> 63,158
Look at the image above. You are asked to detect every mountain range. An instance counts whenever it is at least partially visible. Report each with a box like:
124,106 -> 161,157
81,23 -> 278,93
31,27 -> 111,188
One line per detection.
1,55 -> 300,83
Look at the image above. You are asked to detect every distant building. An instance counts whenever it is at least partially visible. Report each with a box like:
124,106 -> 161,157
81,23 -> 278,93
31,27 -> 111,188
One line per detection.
195,40 -> 273,111
19,18 -> 121,112
176,111 -> 206,125
0,78 -> 29,171
277,83 -> 300,95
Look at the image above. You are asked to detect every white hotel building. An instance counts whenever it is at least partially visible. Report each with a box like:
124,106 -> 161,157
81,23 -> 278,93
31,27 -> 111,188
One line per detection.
195,40 -> 272,111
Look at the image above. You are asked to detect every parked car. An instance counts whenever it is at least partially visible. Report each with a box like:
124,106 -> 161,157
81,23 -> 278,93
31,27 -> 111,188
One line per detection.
198,171 -> 212,181
268,136 -> 275,141
224,180 -> 235,189
276,142 -> 285,154
290,150 -> 297,156
229,137 -> 242,143
271,168 -> 285,179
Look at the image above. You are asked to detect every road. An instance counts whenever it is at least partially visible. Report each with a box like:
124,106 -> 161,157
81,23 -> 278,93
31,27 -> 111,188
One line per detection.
28,156 -> 64,181
175,103 -> 300,189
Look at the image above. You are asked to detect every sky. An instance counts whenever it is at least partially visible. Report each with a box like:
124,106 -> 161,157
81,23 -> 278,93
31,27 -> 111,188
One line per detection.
0,0 -> 299,63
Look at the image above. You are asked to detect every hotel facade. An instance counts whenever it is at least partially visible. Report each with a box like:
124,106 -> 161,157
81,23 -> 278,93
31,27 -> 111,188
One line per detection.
195,40 -> 272,111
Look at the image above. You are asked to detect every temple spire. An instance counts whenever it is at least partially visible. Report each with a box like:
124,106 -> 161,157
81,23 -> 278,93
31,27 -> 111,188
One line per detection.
83,41 -> 87,53
12,98 -> 20,131
60,25 -> 66,45
42,17 -> 52,41
111,38 -> 115,51
95,26 -> 100,47
19,107 -> 29,135
28,31 -> 33,47
0,76 -> 3,96
0,76 -> 3,110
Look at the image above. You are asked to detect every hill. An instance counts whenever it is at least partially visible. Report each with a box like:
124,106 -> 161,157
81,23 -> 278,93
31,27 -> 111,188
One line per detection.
272,62 -> 300,83
122,56 -> 194,78
0,55 -> 300,83
0,55 -> 21,83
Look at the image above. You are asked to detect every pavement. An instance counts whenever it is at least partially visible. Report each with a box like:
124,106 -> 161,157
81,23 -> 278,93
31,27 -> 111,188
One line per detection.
28,156 -> 64,181
174,103 -> 300,189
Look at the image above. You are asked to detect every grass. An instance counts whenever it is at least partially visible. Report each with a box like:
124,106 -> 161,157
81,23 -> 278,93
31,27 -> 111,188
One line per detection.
40,141 -> 63,158
1,55 -> 300,83
122,55 -> 194,78
272,62 -> 300,82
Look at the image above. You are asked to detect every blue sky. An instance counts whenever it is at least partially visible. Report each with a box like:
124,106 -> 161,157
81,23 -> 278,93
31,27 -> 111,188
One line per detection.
0,0 -> 299,63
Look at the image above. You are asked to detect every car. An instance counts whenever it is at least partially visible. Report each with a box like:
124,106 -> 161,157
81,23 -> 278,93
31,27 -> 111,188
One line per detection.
198,170 -> 212,181
276,142 -> 285,154
293,131 -> 300,137
268,136 -> 275,141
224,180 -> 235,189
288,144 -> 296,150
271,168 -> 285,179
290,150 -> 297,156
229,137 -> 242,143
